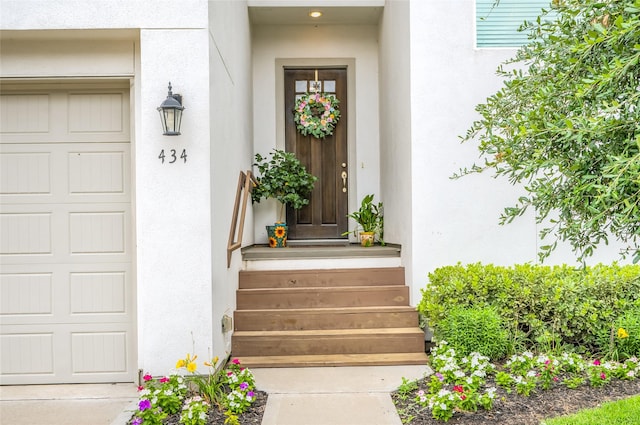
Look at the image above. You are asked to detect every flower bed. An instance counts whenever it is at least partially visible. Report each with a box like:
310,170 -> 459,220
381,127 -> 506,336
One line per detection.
393,341 -> 640,424
129,355 -> 265,425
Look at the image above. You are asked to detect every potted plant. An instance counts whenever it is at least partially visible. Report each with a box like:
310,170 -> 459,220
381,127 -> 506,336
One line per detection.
342,194 -> 384,247
251,149 -> 317,247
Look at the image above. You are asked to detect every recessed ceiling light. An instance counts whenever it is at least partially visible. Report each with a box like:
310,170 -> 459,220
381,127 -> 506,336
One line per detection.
309,11 -> 323,18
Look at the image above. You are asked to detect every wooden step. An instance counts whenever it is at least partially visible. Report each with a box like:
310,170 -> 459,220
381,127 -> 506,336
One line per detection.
234,306 -> 419,331
232,328 -> 425,357
235,352 -> 429,368
239,267 -> 405,289
236,285 -> 410,309
233,265 -> 426,367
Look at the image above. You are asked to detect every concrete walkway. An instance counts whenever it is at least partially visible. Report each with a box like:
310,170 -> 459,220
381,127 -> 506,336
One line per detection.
0,365 -> 431,425
0,383 -> 138,425
255,365 -> 431,425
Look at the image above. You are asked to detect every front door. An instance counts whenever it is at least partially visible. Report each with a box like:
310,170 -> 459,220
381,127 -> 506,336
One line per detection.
284,67 -> 348,239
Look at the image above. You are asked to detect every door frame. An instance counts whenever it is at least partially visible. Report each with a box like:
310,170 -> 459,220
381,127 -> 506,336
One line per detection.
275,58 -> 357,234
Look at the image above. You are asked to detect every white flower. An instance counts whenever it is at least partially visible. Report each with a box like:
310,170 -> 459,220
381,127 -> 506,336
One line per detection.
472,370 -> 486,378
440,402 -> 448,410
526,370 -> 537,378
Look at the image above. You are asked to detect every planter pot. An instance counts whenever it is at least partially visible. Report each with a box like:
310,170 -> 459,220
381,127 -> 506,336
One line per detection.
266,223 -> 288,248
359,231 -> 375,247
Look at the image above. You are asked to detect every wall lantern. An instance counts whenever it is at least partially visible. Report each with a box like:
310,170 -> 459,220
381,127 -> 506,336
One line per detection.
157,82 -> 184,136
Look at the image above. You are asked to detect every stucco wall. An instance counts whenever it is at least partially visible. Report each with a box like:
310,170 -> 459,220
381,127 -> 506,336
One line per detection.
379,0 -> 412,292
137,27 -> 212,376
0,0 -> 207,30
208,0 -> 254,363
251,24 -> 381,242
408,0 -> 625,303
1,0 -> 214,377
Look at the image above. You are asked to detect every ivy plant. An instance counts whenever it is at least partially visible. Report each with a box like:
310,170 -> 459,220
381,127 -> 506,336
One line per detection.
456,0 -> 640,262
251,149 -> 317,223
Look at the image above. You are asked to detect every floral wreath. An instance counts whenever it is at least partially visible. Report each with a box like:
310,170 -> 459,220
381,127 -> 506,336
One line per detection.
294,92 -> 341,139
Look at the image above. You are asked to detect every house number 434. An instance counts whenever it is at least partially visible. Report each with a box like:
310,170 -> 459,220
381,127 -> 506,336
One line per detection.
158,149 -> 187,164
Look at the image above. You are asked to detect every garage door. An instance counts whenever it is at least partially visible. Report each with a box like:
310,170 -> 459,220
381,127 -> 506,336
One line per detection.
0,83 -> 135,384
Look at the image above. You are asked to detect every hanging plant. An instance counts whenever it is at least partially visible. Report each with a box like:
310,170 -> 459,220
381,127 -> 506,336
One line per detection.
293,92 -> 341,139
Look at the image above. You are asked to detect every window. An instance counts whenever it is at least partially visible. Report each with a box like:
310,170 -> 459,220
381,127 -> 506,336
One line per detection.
476,0 -> 552,47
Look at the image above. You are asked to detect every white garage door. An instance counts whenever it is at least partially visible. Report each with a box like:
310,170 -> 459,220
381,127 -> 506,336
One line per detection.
0,83 -> 135,384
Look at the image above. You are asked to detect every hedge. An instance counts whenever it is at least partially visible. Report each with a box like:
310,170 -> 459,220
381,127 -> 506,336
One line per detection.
418,263 -> 640,355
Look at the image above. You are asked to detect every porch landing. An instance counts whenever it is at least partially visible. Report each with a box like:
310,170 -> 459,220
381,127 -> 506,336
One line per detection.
241,242 -> 402,271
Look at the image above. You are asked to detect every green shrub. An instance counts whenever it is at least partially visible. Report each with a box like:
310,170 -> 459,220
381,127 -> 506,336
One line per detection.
435,306 -> 510,360
418,263 -> 640,354
597,305 -> 640,360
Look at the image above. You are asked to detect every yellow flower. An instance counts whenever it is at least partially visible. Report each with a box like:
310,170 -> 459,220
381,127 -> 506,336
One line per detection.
204,356 -> 219,367
187,361 -> 197,372
618,328 -> 629,339
275,226 -> 286,238
176,359 -> 185,369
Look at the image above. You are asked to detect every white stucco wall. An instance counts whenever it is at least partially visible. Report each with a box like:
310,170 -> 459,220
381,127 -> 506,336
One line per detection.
208,0 -> 254,363
379,0 -> 412,288
0,0 -> 207,30
137,27 -> 212,376
409,0 -> 529,303
408,0 -> 625,303
2,0 -> 215,377
251,24 -> 381,242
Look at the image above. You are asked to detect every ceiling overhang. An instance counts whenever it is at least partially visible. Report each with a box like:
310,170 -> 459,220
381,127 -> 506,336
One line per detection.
248,1 -> 384,26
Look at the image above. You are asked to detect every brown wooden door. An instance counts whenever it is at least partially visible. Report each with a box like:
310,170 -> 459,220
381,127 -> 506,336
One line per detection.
284,67 -> 348,239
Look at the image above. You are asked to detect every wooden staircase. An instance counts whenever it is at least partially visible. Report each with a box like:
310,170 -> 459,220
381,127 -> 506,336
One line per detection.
232,267 -> 428,367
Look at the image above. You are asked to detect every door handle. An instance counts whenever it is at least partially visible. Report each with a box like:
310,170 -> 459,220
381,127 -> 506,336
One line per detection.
341,171 -> 347,193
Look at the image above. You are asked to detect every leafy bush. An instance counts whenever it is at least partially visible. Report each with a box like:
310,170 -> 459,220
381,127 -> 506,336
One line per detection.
597,306 -> 640,360
418,263 -> 640,354
435,306 -> 510,360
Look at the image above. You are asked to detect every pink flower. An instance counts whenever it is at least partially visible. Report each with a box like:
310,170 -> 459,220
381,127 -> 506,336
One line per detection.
600,373 -> 606,380
137,386 -> 144,391
232,358 -> 241,365
593,359 -> 601,366
453,385 -> 464,393
240,382 -> 249,390
143,374 -> 152,381
159,376 -> 169,383
460,394 -> 467,400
